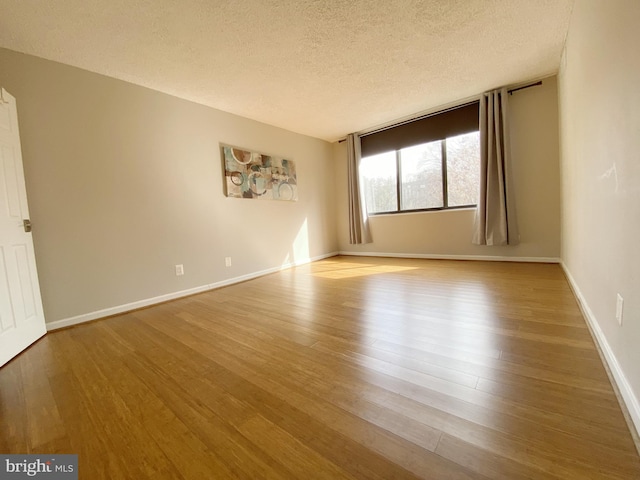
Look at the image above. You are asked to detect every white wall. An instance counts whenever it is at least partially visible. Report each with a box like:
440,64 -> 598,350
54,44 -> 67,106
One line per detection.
558,0 -> 640,432
0,48 -> 337,325
335,76 -> 561,261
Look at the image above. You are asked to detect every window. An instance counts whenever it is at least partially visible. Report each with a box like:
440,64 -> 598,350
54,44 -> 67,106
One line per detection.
359,102 -> 480,215
361,132 -> 479,214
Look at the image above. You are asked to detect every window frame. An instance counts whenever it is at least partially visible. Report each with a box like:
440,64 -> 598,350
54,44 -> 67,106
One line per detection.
364,135 -> 479,216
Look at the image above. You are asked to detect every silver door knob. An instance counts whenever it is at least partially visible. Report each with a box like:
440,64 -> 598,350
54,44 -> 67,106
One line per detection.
23,219 -> 32,233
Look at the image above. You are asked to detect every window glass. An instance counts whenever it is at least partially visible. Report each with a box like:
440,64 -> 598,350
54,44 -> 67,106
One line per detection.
360,151 -> 397,213
446,132 -> 480,207
400,141 -> 443,210
359,126 -> 480,214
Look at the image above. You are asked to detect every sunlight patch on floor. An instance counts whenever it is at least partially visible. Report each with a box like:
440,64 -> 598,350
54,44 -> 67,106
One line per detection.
312,264 -> 418,279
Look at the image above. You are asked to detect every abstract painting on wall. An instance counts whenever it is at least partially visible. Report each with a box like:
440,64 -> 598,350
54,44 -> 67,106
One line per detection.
221,145 -> 298,201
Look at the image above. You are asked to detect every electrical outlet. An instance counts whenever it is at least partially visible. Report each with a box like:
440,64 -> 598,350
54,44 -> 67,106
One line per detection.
225,257 -> 232,267
616,294 -> 624,326
175,264 -> 184,276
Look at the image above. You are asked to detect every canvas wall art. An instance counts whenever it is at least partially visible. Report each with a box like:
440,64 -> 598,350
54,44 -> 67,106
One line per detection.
222,145 -> 298,201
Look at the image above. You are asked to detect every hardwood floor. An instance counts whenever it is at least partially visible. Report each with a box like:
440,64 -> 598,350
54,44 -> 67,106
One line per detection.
1,256 -> 639,479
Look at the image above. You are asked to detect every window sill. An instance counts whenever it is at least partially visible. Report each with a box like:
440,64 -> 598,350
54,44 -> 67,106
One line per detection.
368,205 -> 477,217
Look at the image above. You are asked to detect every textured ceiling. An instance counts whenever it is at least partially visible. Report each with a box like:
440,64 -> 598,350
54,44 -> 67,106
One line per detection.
0,0 -> 574,141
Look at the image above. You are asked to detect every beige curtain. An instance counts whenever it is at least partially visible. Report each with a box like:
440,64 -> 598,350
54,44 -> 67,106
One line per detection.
473,88 -> 519,246
346,133 -> 372,244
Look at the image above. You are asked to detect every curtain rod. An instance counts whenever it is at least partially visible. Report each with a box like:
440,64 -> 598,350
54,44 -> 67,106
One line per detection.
508,80 -> 542,95
337,80 -> 543,143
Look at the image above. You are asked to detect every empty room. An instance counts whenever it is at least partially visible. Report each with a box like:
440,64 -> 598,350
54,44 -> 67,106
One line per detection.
1,0 -> 639,478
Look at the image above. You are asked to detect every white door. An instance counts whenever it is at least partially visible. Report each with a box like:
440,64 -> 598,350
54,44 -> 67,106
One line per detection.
0,88 -> 46,367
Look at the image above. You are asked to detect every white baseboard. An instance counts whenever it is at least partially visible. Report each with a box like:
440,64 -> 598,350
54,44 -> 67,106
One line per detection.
338,251 -> 560,263
46,251 -> 339,331
45,250 -> 559,330
561,262 -> 640,441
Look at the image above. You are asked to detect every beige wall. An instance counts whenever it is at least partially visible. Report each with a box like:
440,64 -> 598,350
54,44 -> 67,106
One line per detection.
0,48 -> 337,324
335,76 -> 561,260
558,0 -> 640,430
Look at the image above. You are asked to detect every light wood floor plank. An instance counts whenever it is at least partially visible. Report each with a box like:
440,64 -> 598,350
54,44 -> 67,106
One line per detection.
1,256 -> 639,479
